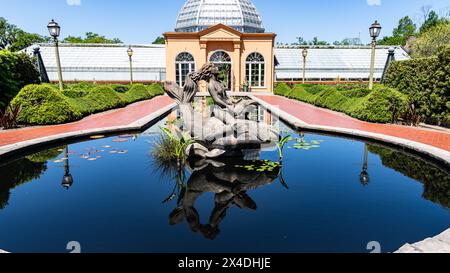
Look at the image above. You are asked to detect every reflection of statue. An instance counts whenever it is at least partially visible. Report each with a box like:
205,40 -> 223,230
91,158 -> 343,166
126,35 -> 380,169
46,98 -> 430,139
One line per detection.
169,158 -> 281,240
164,63 -> 279,158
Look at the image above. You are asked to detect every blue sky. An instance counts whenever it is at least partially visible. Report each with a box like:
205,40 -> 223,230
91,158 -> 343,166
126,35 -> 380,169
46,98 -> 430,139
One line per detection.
1,0 -> 449,44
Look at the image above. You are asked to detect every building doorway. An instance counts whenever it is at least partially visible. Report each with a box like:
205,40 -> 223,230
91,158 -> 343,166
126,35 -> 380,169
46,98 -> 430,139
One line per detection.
209,51 -> 232,91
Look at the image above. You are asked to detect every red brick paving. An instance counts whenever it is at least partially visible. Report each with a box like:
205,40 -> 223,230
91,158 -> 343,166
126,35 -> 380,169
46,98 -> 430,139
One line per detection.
1,95 -> 449,153
256,95 -> 450,152
0,96 -> 174,148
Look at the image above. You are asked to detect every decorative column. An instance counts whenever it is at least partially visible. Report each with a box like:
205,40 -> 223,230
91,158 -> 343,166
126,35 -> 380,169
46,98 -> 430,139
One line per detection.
233,41 -> 242,92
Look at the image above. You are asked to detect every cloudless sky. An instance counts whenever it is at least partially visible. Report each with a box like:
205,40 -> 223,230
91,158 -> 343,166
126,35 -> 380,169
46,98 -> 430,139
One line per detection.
1,0 -> 449,44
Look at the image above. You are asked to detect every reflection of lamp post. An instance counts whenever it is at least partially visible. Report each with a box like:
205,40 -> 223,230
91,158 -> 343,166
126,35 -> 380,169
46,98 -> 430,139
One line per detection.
47,19 -> 63,91
368,20 -> 382,90
127,46 -> 134,84
360,144 -> 370,186
61,146 -> 74,190
302,48 -> 308,84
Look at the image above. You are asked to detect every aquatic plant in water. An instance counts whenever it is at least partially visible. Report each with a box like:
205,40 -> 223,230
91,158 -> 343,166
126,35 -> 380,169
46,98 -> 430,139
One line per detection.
153,127 -> 195,166
276,135 -> 292,161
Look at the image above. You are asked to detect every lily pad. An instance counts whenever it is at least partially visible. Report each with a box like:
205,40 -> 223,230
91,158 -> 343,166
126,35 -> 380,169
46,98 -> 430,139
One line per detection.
112,138 -> 129,143
90,135 -> 105,139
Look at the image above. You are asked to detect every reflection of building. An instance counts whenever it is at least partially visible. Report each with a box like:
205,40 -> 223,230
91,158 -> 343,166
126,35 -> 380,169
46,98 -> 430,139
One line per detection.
24,0 -> 409,86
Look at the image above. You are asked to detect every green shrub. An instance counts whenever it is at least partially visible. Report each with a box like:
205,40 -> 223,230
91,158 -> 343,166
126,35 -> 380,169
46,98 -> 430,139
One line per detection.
0,50 -> 40,110
9,82 -> 164,125
352,86 -> 407,123
384,46 -> 450,125
275,83 -> 407,123
288,85 -> 316,103
62,82 -> 94,98
110,84 -> 130,93
10,84 -> 81,124
121,84 -> 152,103
274,83 -> 292,96
147,83 -> 164,96
79,85 -> 124,114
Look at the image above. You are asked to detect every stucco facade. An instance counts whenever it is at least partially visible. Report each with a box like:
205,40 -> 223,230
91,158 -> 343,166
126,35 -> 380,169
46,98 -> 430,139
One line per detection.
164,24 -> 276,93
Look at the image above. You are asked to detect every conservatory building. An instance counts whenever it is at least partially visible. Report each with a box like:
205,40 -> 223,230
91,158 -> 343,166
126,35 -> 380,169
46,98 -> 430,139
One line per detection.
24,0 -> 410,92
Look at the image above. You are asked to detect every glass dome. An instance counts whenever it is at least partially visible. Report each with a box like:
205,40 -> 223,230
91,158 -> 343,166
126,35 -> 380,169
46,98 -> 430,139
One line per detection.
175,0 -> 265,33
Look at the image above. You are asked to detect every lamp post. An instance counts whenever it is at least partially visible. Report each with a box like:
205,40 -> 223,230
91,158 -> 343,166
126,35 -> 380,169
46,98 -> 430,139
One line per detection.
368,20 -> 382,90
47,19 -> 63,91
127,46 -> 134,84
302,48 -> 308,84
360,144 -> 370,186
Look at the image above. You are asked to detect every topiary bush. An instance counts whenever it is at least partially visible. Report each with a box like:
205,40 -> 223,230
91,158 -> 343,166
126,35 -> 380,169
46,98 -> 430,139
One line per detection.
110,84 -> 130,93
80,85 -> 124,114
62,82 -> 94,98
274,83 -> 292,96
9,82 -> 164,126
121,84 -> 152,103
10,84 -> 81,125
352,86 -> 407,123
147,83 -> 165,96
274,83 -> 408,124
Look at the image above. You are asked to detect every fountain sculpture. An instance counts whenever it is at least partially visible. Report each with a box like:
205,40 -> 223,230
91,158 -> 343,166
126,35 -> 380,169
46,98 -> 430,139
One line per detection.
164,63 -> 279,158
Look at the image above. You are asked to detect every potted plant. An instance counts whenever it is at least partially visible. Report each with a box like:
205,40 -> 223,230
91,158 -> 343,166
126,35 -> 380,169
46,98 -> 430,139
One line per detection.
242,80 -> 249,92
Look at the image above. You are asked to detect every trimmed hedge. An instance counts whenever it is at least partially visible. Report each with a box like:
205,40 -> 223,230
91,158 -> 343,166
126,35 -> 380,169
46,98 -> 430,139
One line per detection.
11,82 -> 164,125
384,46 -> 450,125
0,50 -> 40,110
11,84 -> 81,124
275,84 -> 407,123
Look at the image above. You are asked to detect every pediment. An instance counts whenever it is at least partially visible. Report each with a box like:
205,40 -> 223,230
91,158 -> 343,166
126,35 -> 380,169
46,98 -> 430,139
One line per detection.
199,24 -> 242,41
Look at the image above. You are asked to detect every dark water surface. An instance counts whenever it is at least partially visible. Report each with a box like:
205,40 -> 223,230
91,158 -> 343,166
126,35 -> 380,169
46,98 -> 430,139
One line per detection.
0,119 -> 448,253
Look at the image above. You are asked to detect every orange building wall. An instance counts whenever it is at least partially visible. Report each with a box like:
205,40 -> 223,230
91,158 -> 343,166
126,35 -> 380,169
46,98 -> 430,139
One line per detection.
164,24 -> 275,93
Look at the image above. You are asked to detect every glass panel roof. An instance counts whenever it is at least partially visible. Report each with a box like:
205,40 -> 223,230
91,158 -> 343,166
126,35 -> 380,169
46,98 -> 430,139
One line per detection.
175,0 -> 265,33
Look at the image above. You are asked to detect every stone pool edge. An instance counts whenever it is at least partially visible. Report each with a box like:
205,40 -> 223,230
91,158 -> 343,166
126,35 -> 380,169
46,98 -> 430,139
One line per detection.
249,94 -> 450,167
0,102 -> 177,159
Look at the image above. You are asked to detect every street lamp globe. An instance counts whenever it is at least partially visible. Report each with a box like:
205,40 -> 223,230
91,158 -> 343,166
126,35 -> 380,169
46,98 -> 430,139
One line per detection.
369,20 -> 382,39
302,48 -> 308,58
127,46 -> 134,58
47,19 -> 61,39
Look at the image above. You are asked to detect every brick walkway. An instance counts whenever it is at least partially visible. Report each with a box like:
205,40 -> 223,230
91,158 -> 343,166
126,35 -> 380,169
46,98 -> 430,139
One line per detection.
256,95 -> 450,152
0,96 -> 174,149
0,94 -> 449,155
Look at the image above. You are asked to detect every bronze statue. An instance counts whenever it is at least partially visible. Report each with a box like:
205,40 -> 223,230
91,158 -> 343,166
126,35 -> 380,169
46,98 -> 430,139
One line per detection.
164,63 -> 279,158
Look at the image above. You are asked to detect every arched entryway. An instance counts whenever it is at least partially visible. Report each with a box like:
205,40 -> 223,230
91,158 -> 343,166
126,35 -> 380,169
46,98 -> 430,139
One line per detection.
209,51 -> 232,91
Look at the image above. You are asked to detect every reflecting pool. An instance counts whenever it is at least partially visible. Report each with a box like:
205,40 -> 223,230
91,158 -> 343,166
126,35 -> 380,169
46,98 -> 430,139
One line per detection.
0,118 -> 448,253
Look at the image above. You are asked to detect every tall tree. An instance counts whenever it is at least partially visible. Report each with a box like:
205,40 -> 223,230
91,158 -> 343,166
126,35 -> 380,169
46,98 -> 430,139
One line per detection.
379,16 -> 417,46
410,21 -> 450,57
152,36 -> 165,44
392,16 -> 417,38
62,32 -> 122,44
311,37 -> 329,46
0,17 -> 49,51
420,10 -> 449,33
333,37 -> 362,46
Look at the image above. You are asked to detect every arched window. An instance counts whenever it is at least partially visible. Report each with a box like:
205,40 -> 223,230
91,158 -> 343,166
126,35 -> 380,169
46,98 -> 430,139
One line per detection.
175,52 -> 195,87
210,51 -> 232,63
209,51 -> 232,90
246,53 -> 265,87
